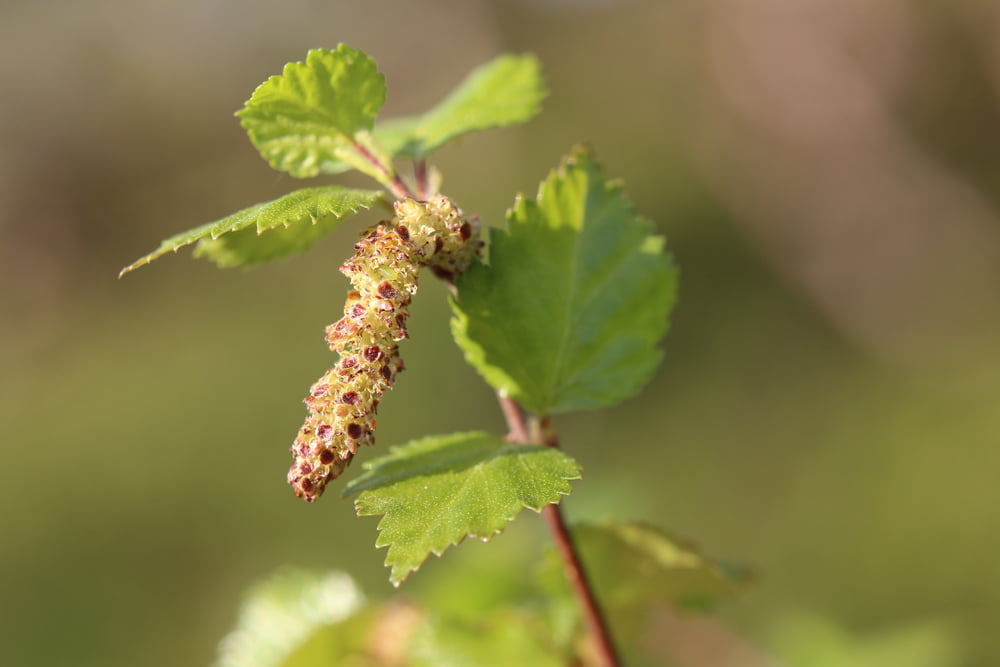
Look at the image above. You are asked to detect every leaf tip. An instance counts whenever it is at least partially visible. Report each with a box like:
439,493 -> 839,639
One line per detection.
118,257 -> 149,278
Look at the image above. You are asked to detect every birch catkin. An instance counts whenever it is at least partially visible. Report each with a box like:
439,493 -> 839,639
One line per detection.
287,196 -> 481,501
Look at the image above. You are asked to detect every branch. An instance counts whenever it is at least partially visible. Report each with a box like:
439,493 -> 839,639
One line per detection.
496,392 -> 622,667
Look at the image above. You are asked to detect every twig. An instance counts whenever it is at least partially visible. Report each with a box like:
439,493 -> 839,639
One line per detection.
497,393 -> 531,442
414,159 -> 429,201
351,141 -> 414,200
496,391 -> 622,667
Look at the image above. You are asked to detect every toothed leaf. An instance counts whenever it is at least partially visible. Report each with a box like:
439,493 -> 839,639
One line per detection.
119,186 -> 381,275
319,54 -> 545,172
237,45 -> 386,178
451,145 -> 678,414
386,54 -> 545,159
344,431 -> 580,586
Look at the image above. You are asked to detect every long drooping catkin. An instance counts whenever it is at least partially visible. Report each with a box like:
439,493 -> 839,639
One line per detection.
287,196 -> 481,502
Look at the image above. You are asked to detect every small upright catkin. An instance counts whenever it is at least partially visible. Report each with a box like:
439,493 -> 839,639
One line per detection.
287,196 -> 481,501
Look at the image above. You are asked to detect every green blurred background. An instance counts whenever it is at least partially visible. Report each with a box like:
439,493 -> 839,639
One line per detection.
2,1 -> 999,665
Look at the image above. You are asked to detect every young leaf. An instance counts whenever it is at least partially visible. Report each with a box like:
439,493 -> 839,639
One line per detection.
214,568 -> 365,667
380,54 -> 545,160
343,431 -> 581,586
237,45 -> 387,179
314,55 -> 545,174
118,186 -> 381,276
191,207 -> 348,269
451,145 -> 678,415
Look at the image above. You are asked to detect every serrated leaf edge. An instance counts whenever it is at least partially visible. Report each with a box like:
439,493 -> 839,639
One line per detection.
235,45 -> 386,179
350,439 -> 580,586
118,187 -> 381,277
314,53 -> 546,173
373,481 -> 574,587
451,144 -> 677,414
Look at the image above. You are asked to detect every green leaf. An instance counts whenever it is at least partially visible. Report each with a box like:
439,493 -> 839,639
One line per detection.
119,186 -> 381,275
343,431 -> 580,586
387,54 -> 545,159
539,521 -> 747,653
555,521 -> 748,610
318,54 -> 545,172
237,45 -> 387,178
191,207 -> 348,269
214,568 -> 365,667
450,145 -> 678,414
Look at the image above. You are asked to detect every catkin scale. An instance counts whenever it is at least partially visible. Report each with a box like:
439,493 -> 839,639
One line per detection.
287,196 -> 481,502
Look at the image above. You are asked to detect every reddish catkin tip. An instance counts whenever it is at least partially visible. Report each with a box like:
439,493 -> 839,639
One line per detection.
287,196 -> 481,501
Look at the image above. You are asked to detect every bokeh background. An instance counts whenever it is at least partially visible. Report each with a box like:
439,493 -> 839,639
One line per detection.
3,1 -> 999,665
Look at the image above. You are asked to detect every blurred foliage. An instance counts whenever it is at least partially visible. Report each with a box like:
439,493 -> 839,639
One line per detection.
2,1 -> 1000,666
212,522 -> 743,666
215,569 -> 365,667
768,613 -> 967,667
537,521 -> 748,665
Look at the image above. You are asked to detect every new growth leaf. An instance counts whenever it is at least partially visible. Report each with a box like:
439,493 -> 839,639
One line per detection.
451,146 -> 678,415
119,186 -> 381,275
237,45 -> 388,180
344,432 -> 581,585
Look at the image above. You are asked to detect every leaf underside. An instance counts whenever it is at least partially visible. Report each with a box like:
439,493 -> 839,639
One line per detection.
451,145 -> 678,415
344,431 -> 580,586
119,186 -> 381,275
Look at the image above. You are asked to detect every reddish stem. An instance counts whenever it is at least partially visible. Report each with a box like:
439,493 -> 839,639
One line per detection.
541,505 -> 621,666
496,392 -> 622,667
351,141 -> 414,200
414,159 -> 429,201
498,393 -> 531,442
